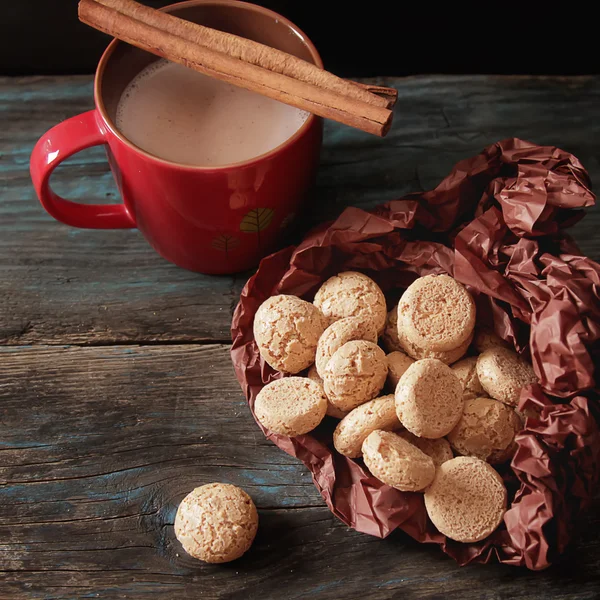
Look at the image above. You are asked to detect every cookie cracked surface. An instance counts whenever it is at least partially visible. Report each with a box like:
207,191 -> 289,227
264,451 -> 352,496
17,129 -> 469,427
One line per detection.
323,340 -> 388,412
397,274 -> 476,353
395,358 -> 464,439
254,377 -> 327,437
477,347 -> 537,407
313,271 -> 387,334
333,394 -> 400,458
253,294 -> 326,374
424,457 -> 507,543
315,316 -> 378,377
175,483 -> 258,563
362,430 -> 435,492
447,397 -> 522,464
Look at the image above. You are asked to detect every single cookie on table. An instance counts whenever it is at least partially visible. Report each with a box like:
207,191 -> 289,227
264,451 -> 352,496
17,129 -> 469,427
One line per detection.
446,397 -> 522,464
253,294 -> 327,374
174,483 -> 258,563
313,271 -> 387,334
477,347 -> 537,407
451,356 -> 484,399
424,457 -> 507,543
397,430 -> 453,467
397,320 -> 472,365
397,274 -> 476,353
381,305 -> 403,353
386,351 -> 415,390
395,359 -> 464,438
362,430 -> 435,492
323,340 -> 388,412
254,377 -> 327,436
315,316 -> 378,377
473,326 -> 510,353
333,394 -> 400,458
307,364 -> 348,419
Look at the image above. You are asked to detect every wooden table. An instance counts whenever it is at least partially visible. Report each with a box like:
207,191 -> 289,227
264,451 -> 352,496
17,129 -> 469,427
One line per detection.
1,74 -> 599,600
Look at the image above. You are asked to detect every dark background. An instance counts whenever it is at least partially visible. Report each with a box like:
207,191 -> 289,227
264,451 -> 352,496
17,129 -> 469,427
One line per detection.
2,0 -> 597,77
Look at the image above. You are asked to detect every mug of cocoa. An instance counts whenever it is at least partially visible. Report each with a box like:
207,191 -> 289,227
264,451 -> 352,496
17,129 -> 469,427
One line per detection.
30,0 -> 323,274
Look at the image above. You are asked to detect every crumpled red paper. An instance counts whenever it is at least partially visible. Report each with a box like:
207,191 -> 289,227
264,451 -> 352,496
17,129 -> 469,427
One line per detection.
231,138 -> 600,570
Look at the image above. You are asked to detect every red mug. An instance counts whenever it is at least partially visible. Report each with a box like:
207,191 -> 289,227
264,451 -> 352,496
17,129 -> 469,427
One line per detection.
30,0 -> 323,275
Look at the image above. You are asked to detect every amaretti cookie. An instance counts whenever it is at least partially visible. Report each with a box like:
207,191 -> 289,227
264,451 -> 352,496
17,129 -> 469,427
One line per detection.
253,294 -> 326,374
315,316 -> 378,377
473,326 -> 510,353
381,305 -> 403,353
313,271 -> 387,334
386,351 -> 415,390
333,395 -> 400,458
254,377 -> 327,436
307,364 -> 347,419
477,347 -> 537,407
323,340 -> 388,411
362,430 -> 435,491
398,430 -> 453,467
397,274 -> 476,352
174,483 -> 258,563
395,359 -> 464,438
397,321 -> 472,365
424,457 -> 507,543
446,397 -> 522,464
451,357 -> 484,400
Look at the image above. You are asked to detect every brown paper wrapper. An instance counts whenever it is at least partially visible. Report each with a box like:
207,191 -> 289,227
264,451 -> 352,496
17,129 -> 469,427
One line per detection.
231,138 -> 600,570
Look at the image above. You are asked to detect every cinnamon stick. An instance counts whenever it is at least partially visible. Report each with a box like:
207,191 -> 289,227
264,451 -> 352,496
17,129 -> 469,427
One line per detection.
78,0 -> 394,136
93,0 -> 394,110
353,82 -> 398,109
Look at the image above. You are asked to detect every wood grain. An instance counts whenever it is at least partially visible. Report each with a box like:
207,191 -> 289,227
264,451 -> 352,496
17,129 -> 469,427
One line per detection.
1,75 -> 598,345
1,344 -> 598,600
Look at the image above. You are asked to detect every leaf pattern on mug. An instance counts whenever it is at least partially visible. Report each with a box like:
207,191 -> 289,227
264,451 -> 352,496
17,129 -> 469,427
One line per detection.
211,234 -> 241,255
239,208 -> 275,234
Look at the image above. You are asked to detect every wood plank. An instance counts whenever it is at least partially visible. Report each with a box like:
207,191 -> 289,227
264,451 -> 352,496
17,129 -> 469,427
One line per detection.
1,344 -> 598,599
2,75 -> 599,345
1,505 -> 598,600
0,345 -> 315,507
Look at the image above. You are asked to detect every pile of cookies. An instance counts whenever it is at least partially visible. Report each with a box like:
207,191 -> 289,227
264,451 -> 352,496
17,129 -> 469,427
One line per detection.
253,271 -> 538,543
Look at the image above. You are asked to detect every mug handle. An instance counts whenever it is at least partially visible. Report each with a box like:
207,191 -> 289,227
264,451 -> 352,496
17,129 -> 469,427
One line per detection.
30,110 -> 135,229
